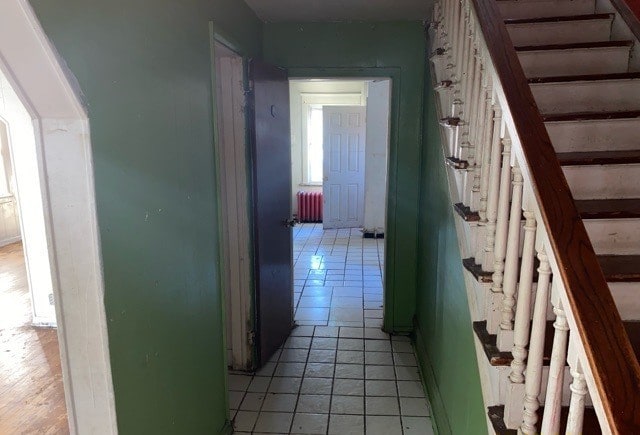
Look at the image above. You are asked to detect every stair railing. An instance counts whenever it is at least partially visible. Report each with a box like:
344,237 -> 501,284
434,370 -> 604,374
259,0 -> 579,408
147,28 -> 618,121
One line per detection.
430,0 -> 640,432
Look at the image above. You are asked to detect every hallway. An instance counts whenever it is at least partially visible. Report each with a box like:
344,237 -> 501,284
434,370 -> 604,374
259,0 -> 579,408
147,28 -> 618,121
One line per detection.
230,224 -> 433,434
0,242 -> 68,435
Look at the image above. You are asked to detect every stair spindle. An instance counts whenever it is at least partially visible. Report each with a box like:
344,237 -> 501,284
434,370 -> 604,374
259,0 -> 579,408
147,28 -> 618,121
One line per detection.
566,360 -> 588,434
477,78 -> 493,227
469,47 -> 484,211
521,245 -> 552,434
499,165 -> 523,334
540,292 -> 569,434
488,136 -> 510,334
509,209 -> 537,384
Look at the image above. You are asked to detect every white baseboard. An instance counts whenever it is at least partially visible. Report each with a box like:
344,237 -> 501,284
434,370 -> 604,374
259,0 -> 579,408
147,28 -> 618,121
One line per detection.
0,235 -> 22,247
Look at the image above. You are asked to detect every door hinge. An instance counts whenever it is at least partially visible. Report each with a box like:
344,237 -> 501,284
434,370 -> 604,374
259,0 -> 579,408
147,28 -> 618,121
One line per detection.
248,330 -> 256,346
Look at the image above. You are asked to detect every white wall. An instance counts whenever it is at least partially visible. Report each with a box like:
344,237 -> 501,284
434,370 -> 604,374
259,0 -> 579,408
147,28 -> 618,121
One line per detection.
0,69 -> 55,325
363,79 -> 390,234
289,80 -> 366,211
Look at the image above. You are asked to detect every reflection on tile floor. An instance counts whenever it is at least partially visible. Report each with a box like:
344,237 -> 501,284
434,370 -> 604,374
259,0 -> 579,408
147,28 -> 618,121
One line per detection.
230,224 -> 434,434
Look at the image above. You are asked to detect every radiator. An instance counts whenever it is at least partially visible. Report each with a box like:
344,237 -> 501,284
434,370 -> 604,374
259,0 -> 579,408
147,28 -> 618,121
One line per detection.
297,191 -> 323,223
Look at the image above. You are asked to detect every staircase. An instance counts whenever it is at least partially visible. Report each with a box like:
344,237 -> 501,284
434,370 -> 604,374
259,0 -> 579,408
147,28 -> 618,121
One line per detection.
430,0 -> 640,433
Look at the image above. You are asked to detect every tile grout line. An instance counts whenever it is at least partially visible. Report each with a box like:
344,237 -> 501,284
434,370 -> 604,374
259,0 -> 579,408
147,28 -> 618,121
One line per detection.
287,325 -> 313,435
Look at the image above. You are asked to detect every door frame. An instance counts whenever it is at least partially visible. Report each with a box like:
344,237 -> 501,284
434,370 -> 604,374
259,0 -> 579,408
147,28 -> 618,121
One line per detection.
0,0 -> 117,433
211,39 -> 255,372
290,69 -> 399,333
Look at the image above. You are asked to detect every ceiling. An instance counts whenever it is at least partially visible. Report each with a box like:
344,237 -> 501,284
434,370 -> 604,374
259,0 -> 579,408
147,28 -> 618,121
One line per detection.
244,0 -> 431,22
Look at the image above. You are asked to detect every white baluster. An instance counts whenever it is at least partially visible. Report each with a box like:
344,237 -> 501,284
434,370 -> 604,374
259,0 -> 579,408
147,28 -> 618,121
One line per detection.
469,49 -> 484,210
566,360 -> 588,434
503,207 -> 536,429
477,82 -> 493,226
457,3 -> 471,109
463,50 -> 480,208
521,245 -> 552,434
499,165 -> 523,334
510,209 -> 537,384
445,0 -> 460,78
481,104 -> 501,272
540,294 -> 569,434
472,77 -> 491,264
487,136 -> 510,334
451,3 -> 467,107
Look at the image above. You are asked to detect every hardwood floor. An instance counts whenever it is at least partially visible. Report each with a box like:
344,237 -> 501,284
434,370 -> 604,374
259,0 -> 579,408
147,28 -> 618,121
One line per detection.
0,242 -> 68,435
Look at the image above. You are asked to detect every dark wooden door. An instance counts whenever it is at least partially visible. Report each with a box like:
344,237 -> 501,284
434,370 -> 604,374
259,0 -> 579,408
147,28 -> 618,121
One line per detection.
248,59 -> 293,366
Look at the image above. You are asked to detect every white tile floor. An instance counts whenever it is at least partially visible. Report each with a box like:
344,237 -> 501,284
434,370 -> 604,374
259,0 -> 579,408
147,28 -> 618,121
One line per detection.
230,224 -> 434,434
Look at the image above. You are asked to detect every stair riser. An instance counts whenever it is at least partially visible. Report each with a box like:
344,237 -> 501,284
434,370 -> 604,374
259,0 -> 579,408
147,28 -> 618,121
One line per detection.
532,80 -> 640,114
518,47 -> 630,77
507,19 -> 612,46
610,282 -> 640,320
584,219 -> 640,255
546,118 -> 640,152
497,0 -> 596,20
563,163 -> 640,199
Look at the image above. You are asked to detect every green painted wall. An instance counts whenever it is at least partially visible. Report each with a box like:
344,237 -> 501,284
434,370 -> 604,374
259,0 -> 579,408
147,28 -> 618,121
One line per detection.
263,22 -> 426,332
414,53 -> 487,434
28,1 -> 262,433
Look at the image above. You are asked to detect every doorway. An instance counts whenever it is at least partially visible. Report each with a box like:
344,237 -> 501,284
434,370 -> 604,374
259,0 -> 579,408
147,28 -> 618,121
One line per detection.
0,111 -> 67,433
0,2 -> 116,432
211,60 -> 421,435
290,78 -> 391,237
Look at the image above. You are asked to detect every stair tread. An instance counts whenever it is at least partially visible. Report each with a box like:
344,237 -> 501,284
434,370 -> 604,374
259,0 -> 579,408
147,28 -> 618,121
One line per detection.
463,257 -> 541,283
515,40 -> 634,52
529,72 -> 640,84
576,198 -> 640,219
488,405 -> 601,434
474,320 -> 640,367
453,203 -> 480,222
543,110 -> 640,122
558,150 -> 640,166
598,255 -> 640,282
464,254 -> 640,283
505,13 -> 614,25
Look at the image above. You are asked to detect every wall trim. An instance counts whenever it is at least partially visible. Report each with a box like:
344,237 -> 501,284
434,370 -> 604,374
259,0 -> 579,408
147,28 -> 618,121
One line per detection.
0,235 -> 21,247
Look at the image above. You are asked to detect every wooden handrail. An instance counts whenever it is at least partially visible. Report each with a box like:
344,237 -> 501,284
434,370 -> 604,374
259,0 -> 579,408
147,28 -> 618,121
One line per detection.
470,0 -> 640,432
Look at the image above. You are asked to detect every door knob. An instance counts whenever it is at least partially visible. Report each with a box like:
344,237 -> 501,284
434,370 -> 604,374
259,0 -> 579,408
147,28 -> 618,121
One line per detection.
283,218 -> 298,228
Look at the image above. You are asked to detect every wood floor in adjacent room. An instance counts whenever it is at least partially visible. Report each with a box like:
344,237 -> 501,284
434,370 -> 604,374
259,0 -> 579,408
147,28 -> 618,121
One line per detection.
0,242 -> 68,435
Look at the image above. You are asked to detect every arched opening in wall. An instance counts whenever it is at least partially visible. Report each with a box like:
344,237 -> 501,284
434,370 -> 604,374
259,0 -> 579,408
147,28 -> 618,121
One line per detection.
0,103 -> 67,432
0,1 -> 116,433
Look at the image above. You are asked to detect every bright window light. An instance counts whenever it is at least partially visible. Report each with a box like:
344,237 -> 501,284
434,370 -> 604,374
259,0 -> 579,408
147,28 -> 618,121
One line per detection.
307,106 -> 323,184
0,125 -> 12,197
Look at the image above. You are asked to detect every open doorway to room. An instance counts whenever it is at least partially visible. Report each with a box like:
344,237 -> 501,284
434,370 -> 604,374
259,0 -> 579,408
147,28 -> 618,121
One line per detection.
288,77 -> 391,330
290,78 -> 390,236
0,69 -> 67,434
0,3 -> 115,433
213,62 -> 427,434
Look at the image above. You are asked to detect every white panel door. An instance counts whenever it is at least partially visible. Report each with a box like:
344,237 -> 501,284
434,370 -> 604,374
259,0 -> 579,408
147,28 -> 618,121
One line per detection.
323,106 -> 366,229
